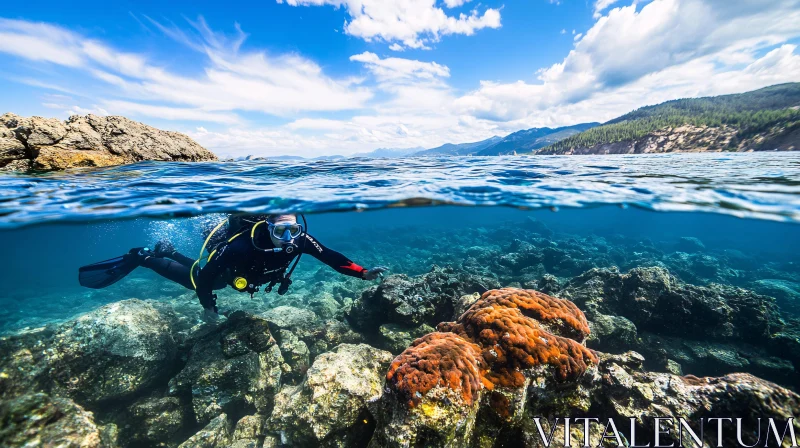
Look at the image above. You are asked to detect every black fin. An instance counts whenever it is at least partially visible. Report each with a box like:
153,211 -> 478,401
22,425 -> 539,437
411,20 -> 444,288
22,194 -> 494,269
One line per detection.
78,254 -> 139,289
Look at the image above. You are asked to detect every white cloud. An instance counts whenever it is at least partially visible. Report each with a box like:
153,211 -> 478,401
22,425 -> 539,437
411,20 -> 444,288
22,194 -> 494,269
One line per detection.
275,0 -> 501,49
561,29 -> 566,34
3,0 -> 800,158
101,101 -> 240,124
0,17 -> 371,123
593,0 -> 620,19
350,52 -> 450,84
455,0 -> 800,124
196,0 -> 800,157
443,0 -> 470,7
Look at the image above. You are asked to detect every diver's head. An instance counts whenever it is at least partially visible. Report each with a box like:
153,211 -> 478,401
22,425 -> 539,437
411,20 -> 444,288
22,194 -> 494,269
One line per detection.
266,214 -> 304,252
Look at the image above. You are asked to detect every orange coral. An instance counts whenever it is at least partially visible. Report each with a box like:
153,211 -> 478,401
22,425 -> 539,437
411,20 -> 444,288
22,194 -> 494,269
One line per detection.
386,288 -> 597,407
463,288 -> 591,341
386,332 -> 485,406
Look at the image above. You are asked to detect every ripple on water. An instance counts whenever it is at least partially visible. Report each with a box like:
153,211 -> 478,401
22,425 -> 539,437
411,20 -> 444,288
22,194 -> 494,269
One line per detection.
0,153 -> 799,227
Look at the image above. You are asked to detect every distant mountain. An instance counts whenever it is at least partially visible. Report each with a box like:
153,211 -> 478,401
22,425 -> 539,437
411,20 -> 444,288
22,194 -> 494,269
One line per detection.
538,83 -> 800,155
351,146 -> 424,158
265,155 -> 305,161
475,123 -> 600,155
412,136 -> 502,157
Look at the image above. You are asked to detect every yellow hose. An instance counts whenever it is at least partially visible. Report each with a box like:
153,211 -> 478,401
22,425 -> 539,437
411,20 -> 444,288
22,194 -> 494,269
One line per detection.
190,217 -> 229,289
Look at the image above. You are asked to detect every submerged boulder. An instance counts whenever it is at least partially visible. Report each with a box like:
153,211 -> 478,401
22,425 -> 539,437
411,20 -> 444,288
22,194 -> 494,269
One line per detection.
47,300 -> 179,405
275,329 -> 310,384
558,266 -> 784,344
347,267 -> 499,333
269,343 -> 393,446
176,413 -> 232,448
0,393 -> 103,448
168,312 -> 283,425
379,323 -> 435,354
124,396 -> 190,447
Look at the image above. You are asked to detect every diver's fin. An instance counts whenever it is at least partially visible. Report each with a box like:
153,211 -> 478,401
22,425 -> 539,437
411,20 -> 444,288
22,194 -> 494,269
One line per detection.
78,253 -> 139,289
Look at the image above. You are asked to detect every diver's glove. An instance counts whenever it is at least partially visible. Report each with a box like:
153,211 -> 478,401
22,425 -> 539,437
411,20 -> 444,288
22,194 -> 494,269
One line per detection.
124,247 -> 153,265
154,240 -> 176,257
363,266 -> 389,280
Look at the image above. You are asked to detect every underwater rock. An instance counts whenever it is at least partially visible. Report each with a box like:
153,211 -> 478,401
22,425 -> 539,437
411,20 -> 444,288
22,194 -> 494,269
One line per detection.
177,413 -> 231,448
0,326 -> 56,400
261,306 -> 320,339
0,113 -> 217,171
0,393 -> 103,448
276,329 -> 310,384
168,312 -> 283,425
125,396 -> 189,447
582,351 -> 800,447
558,266 -> 783,344
347,267 -> 499,333
260,305 -> 363,360
269,344 -> 392,446
637,332 -> 797,386
675,236 -> 706,252
751,278 -> 800,313
308,292 -> 343,320
229,414 -> 272,448
373,288 -> 597,447
452,292 -> 480,318
379,323 -> 435,354
47,299 -> 178,405
586,312 -> 639,353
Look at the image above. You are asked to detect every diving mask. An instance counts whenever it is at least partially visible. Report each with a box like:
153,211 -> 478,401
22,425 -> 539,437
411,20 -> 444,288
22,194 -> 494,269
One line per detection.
269,222 -> 304,241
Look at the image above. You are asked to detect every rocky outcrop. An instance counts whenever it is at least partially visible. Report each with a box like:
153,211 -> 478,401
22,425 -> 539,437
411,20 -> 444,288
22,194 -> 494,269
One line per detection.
269,344 -> 393,446
0,113 -> 217,171
559,266 -> 784,345
347,267 -> 499,334
0,393 -> 104,448
168,312 -> 283,425
0,299 -> 179,406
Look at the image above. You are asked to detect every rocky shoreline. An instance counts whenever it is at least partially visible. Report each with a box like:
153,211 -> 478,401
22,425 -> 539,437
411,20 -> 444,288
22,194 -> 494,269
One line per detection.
0,113 -> 217,171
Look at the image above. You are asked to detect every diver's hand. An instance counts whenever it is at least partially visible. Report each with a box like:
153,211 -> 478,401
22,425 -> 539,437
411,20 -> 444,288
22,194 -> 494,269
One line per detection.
154,240 -> 176,257
363,266 -> 389,280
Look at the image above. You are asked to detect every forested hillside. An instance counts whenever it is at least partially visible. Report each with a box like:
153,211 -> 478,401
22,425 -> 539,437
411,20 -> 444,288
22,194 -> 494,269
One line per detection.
538,83 -> 800,154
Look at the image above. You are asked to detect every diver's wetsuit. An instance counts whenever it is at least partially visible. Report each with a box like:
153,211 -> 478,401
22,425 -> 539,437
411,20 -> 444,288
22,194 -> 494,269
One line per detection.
141,233 -> 366,312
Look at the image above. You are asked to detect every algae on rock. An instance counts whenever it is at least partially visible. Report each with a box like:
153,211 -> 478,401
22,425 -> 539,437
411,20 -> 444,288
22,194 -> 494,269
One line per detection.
269,343 -> 393,446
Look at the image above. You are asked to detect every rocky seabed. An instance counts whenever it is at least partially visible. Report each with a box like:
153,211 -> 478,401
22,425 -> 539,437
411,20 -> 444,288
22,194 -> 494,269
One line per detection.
2,220 -> 800,447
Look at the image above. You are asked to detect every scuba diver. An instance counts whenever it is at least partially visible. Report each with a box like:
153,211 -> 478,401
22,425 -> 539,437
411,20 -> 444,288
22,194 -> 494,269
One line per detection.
78,214 -> 388,319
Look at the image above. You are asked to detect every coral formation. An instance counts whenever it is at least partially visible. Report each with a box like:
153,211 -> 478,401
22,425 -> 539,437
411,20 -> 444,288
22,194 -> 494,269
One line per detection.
387,288 -> 597,407
387,332 -> 485,406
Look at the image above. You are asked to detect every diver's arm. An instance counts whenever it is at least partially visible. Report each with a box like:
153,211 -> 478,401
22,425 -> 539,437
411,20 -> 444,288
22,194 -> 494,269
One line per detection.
303,234 -> 367,279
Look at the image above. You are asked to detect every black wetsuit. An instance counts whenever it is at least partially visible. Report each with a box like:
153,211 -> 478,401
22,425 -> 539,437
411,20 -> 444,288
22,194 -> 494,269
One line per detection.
141,232 -> 366,312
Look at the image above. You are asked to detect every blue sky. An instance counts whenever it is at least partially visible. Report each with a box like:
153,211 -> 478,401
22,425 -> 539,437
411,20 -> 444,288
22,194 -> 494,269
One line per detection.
1,0 -> 799,157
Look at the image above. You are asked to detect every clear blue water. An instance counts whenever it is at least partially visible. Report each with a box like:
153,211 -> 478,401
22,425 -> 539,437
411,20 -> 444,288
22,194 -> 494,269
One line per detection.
0,153 -> 798,338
